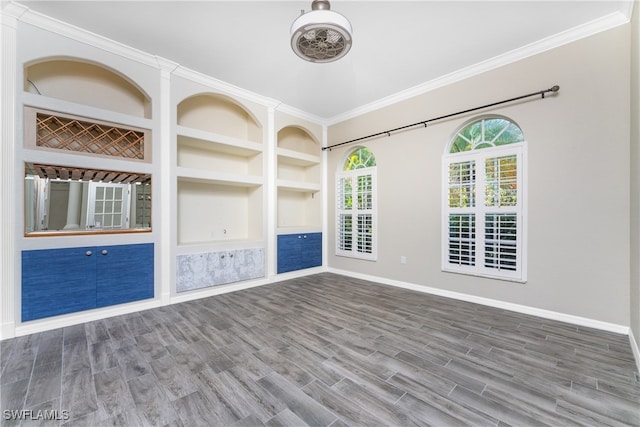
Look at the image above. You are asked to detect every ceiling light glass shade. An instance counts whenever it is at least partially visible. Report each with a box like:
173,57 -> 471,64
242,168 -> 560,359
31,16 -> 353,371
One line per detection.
290,6 -> 353,63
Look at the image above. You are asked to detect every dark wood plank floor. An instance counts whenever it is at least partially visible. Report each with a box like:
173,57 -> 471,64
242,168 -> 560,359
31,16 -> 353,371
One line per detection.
2,273 -> 639,426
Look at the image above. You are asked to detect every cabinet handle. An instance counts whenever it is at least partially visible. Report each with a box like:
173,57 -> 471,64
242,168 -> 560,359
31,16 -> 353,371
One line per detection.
221,254 -> 225,259
298,235 -> 302,239
85,250 -> 92,256
303,235 -> 307,239
101,250 -> 108,255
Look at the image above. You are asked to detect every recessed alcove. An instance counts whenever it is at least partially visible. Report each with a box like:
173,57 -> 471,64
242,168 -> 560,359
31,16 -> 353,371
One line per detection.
175,92 -> 265,247
276,126 -> 321,230
277,126 -> 319,155
177,93 -> 262,143
24,59 -> 151,118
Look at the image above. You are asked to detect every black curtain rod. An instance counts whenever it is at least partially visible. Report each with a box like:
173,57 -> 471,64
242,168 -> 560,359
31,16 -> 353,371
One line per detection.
323,85 -> 560,151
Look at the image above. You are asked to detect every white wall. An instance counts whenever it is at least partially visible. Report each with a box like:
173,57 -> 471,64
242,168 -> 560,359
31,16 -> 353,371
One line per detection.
327,25 -> 632,327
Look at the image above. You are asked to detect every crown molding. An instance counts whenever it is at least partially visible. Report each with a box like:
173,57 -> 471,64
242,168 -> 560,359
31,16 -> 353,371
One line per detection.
9,2 -> 284,110
326,10 -> 631,126
7,2 -> 631,132
621,0 -> 635,21
275,103 -> 327,126
1,2 -> 28,24
155,56 -> 180,74
13,3 -> 161,70
171,65 -> 280,109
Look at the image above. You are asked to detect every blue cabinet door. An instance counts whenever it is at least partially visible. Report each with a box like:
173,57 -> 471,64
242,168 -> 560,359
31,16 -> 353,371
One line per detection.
96,243 -> 154,307
22,247 -> 97,321
277,234 -> 302,274
277,233 -> 322,273
22,243 -> 154,321
302,233 -> 322,269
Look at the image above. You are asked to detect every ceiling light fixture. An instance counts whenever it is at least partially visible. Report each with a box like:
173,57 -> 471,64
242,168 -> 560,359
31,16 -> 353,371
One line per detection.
290,0 -> 353,63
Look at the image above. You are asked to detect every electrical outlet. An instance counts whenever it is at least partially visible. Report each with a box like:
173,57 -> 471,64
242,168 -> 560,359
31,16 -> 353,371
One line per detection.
400,256 -> 407,264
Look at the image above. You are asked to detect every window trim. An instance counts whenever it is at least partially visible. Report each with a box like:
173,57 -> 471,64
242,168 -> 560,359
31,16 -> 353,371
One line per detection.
442,142 -> 527,282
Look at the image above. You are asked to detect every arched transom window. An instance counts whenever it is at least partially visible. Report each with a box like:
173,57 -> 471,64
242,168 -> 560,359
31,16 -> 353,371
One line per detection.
450,116 -> 524,153
344,146 -> 376,169
337,147 -> 377,260
443,116 -> 526,282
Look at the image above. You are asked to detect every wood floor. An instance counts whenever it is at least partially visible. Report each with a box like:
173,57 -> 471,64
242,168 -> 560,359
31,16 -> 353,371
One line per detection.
1,273 -> 639,426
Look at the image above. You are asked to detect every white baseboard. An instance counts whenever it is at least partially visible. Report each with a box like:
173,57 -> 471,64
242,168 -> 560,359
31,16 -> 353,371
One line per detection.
0,321 -> 16,341
14,299 -> 162,338
328,268 -> 630,335
169,266 -> 325,305
170,277 -> 272,305
2,267 -> 327,340
630,329 -> 640,375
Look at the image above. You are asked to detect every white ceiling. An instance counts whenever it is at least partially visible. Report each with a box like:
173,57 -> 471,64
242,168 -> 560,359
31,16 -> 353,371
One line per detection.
13,1 -> 634,120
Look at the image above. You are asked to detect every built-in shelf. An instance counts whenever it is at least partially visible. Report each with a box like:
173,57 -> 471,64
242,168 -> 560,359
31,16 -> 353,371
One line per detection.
177,125 -> 263,154
21,60 -> 156,240
276,126 -> 321,230
177,167 -> 264,187
277,179 -> 321,193
277,147 -> 321,167
175,92 -> 265,248
21,93 -> 153,131
176,179 -> 263,245
25,106 -> 152,163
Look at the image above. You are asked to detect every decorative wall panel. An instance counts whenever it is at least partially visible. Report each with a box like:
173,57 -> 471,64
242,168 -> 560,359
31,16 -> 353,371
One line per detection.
176,247 -> 264,292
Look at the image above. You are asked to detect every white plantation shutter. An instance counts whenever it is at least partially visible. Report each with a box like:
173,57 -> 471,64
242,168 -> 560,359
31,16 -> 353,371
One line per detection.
337,176 -> 353,252
484,213 -> 518,271
446,154 -> 477,268
448,213 -> 476,266
357,214 -> 373,254
443,143 -> 526,282
448,160 -> 476,208
336,168 -> 377,260
338,214 -> 353,251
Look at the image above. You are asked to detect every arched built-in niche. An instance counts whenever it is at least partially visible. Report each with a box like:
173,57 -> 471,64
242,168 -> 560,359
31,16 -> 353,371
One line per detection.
24,58 -> 151,118
276,125 -> 322,229
177,93 -> 262,143
175,92 -> 265,246
277,125 -> 320,155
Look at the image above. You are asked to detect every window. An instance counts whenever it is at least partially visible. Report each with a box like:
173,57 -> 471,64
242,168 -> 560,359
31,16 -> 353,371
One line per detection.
337,147 -> 377,260
442,116 -> 526,281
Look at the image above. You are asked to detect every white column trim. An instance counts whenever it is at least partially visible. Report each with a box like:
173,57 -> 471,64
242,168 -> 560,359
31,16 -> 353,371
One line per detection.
0,9 -> 18,339
321,124 -> 328,268
266,106 -> 277,280
158,57 -> 178,305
